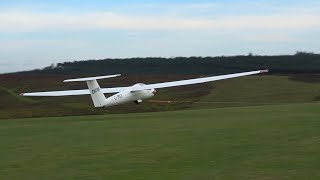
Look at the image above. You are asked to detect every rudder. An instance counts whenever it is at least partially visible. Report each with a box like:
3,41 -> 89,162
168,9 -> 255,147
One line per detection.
86,80 -> 107,107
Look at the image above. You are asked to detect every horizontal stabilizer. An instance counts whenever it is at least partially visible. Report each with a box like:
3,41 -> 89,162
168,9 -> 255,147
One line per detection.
64,74 -> 121,82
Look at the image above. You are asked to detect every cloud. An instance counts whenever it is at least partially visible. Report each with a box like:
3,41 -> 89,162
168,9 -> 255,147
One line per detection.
186,3 -> 217,9
100,2 -> 218,11
242,33 -> 301,42
0,10 -> 320,32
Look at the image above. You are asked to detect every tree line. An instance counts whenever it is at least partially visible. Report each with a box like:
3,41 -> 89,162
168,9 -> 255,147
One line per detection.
20,52 -> 320,75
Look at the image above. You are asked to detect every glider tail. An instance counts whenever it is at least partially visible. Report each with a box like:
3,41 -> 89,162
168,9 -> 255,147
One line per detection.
64,74 -> 121,107
86,80 -> 107,107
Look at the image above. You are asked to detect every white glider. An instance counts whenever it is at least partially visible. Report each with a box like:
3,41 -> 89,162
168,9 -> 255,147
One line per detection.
21,70 -> 268,107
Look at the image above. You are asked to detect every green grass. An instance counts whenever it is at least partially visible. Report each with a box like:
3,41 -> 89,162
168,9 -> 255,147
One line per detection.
193,75 -> 320,109
1,102 -> 320,179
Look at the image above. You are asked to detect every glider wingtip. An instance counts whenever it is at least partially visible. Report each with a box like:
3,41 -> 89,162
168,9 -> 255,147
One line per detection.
19,93 -> 25,96
260,69 -> 269,73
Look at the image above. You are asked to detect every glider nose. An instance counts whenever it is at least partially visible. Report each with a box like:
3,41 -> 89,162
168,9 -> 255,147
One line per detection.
260,69 -> 269,73
152,89 -> 157,95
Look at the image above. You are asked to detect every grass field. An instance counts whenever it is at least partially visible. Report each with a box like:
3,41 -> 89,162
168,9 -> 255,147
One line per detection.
193,75 -> 320,109
1,102 -> 320,179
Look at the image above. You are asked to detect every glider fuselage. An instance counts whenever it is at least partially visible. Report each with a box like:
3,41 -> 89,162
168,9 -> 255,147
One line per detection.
104,87 -> 155,107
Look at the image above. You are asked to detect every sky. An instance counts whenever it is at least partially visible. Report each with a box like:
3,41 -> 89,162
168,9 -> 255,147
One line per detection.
0,0 -> 320,73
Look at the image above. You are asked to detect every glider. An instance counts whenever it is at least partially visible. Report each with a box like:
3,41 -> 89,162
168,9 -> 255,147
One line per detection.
20,70 -> 268,108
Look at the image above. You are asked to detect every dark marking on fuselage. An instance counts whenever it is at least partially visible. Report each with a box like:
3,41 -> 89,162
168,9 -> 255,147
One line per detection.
113,94 -> 123,100
91,87 -> 100,94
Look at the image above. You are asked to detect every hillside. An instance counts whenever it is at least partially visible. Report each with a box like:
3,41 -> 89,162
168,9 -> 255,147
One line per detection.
1,53 -> 320,119
0,73 -> 319,119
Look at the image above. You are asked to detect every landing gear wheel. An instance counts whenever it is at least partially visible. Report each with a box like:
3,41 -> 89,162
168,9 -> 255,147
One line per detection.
134,100 -> 142,105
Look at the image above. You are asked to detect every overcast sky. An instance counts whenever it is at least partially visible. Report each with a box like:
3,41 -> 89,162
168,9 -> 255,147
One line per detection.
0,0 -> 320,73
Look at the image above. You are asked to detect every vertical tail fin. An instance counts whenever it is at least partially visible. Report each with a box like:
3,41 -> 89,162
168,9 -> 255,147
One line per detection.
63,74 -> 121,108
86,80 -> 107,107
